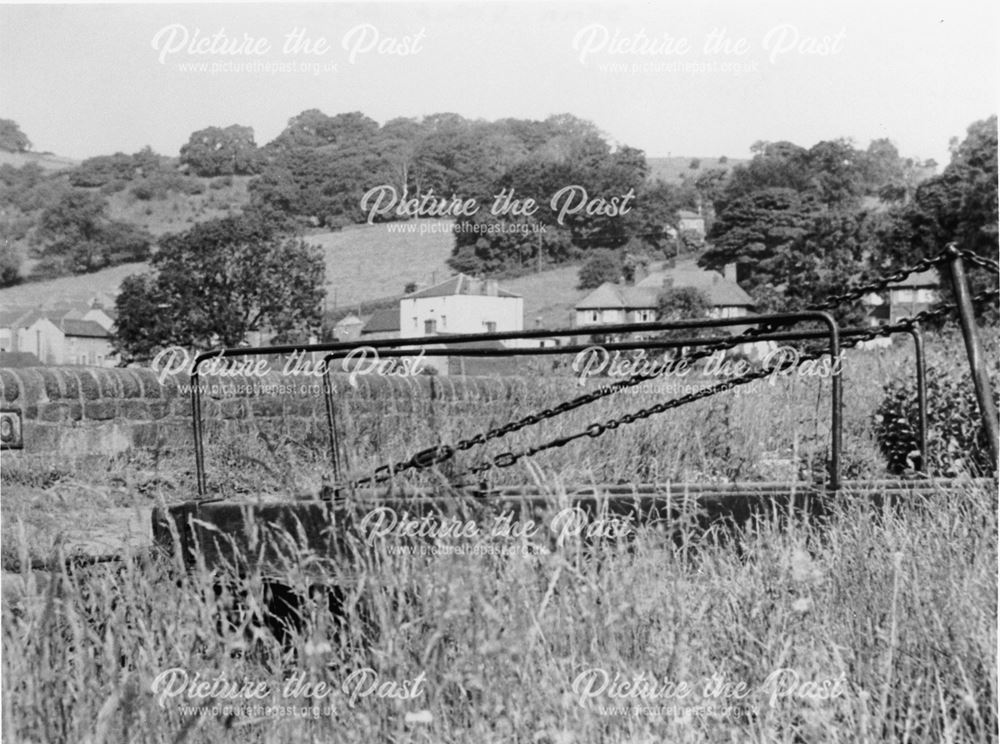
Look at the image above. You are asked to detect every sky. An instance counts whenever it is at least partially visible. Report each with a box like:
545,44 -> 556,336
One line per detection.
0,0 -> 997,166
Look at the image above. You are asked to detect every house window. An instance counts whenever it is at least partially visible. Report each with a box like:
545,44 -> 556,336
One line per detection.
484,321 -> 496,333
413,317 -> 418,329
424,319 -> 437,335
591,311 -> 599,323
441,315 -> 447,329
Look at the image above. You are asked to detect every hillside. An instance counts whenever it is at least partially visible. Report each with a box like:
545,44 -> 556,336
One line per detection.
104,176 -> 252,237
0,150 -> 78,171
0,220 -> 459,313
646,156 -> 745,183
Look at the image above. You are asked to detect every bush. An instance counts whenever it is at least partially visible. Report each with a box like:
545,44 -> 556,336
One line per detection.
577,248 -> 622,289
99,179 -> 128,195
129,171 -> 203,200
873,364 -> 999,476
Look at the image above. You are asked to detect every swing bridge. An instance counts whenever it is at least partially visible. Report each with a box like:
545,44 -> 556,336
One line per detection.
149,245 -> 998,575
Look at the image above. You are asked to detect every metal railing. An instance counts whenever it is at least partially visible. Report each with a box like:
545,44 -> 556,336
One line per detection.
185,246 -> 998,500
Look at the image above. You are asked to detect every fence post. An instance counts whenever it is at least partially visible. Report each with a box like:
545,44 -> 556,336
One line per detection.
946,244 -> 999,471
909,324 -> 928,472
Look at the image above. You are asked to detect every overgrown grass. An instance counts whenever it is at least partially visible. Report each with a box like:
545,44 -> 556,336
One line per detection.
2,483 -> 995,742
1,335 -> 997,742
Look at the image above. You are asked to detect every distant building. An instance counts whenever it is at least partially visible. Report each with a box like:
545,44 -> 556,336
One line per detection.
359,307 -> 401,340
333,313 -> 364,342
886,269 -> 940,324
575,267 -> 754,327
575,284 -> 661,327
664,209 -> 706,241
0,300 -> 117,366
399,274 -> 523,342
574,268 -> 769,356
676,209 -> 706,237
859,268 -> 942,348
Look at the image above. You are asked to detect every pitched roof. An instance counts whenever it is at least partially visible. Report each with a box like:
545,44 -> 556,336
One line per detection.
889,269 -> 940,288
405,274 -> 520,299
637,269 -> 754,307
61,319 -> 110,338
360,307 -> 400,334
334,313 -> 363,327
576,283 -> 661,310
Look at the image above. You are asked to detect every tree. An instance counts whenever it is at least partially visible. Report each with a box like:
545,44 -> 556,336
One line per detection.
878,115 -> 998,321
577,249 -> 622,289
32,189 -> 151,277
0,243 -> 22,287
655,286 -> 713,340
180,124 -> 261,176
700,187 -> 817,284
70,148 -> 163,188
112,213 -> 325,362
623,179 -> 693,255
657,286 -> 710,320
267,110 -> 379,152
0,119 -> 31,152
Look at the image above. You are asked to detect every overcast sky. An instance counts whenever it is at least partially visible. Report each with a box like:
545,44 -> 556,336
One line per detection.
1,1 -> 997,165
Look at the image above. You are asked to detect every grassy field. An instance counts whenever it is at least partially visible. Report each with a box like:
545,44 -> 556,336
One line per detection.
645,156 -> 744,184
1,336 -> 997,742
0,220 -> 458,312
0,217 -> 595,331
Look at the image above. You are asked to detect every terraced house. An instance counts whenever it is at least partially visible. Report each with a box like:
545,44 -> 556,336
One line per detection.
0,301 -> 117,367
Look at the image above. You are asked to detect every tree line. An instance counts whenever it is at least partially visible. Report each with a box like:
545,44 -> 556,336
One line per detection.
0,112 -> 995,362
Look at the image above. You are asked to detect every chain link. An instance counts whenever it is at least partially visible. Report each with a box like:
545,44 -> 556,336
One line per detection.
951,248 -> 1000,275
455,285 -> 1000,480
343,249 -> 998,490
348,316 -> 790,487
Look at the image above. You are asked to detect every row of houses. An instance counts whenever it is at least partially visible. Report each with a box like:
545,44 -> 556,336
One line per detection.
334,263 -> 941,360
0,263 -> 941,371
0,300 -> 117,367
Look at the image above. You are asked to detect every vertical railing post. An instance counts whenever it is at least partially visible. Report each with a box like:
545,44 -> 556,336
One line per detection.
946,244 -> 999,471
191,366 -> 206,498
905,325 -> 928,472
321,357 -> 342,481
814,312 -> 842,491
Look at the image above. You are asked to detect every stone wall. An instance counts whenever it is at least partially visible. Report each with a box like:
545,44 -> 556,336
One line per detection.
0,366 -> 570,459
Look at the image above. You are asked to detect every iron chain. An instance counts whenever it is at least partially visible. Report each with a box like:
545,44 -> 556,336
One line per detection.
346,249 -> 998,490
461,285 -> 999,479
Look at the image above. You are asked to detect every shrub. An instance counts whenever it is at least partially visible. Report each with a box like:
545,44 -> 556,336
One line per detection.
99,179 -> 128,195
874,364 -> 999,475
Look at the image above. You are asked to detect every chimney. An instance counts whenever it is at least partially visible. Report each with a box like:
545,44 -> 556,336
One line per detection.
661,276 -> 675,290
485,279 -> 498,296
724,263 -> 738,282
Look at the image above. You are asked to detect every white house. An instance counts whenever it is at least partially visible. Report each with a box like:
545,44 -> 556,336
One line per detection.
399,274 -> 523,342
0,302 -> 117,366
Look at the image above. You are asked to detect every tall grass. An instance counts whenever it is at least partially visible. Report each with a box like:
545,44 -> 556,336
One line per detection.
2,483 -> 995,742
2,336 -> 997,742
